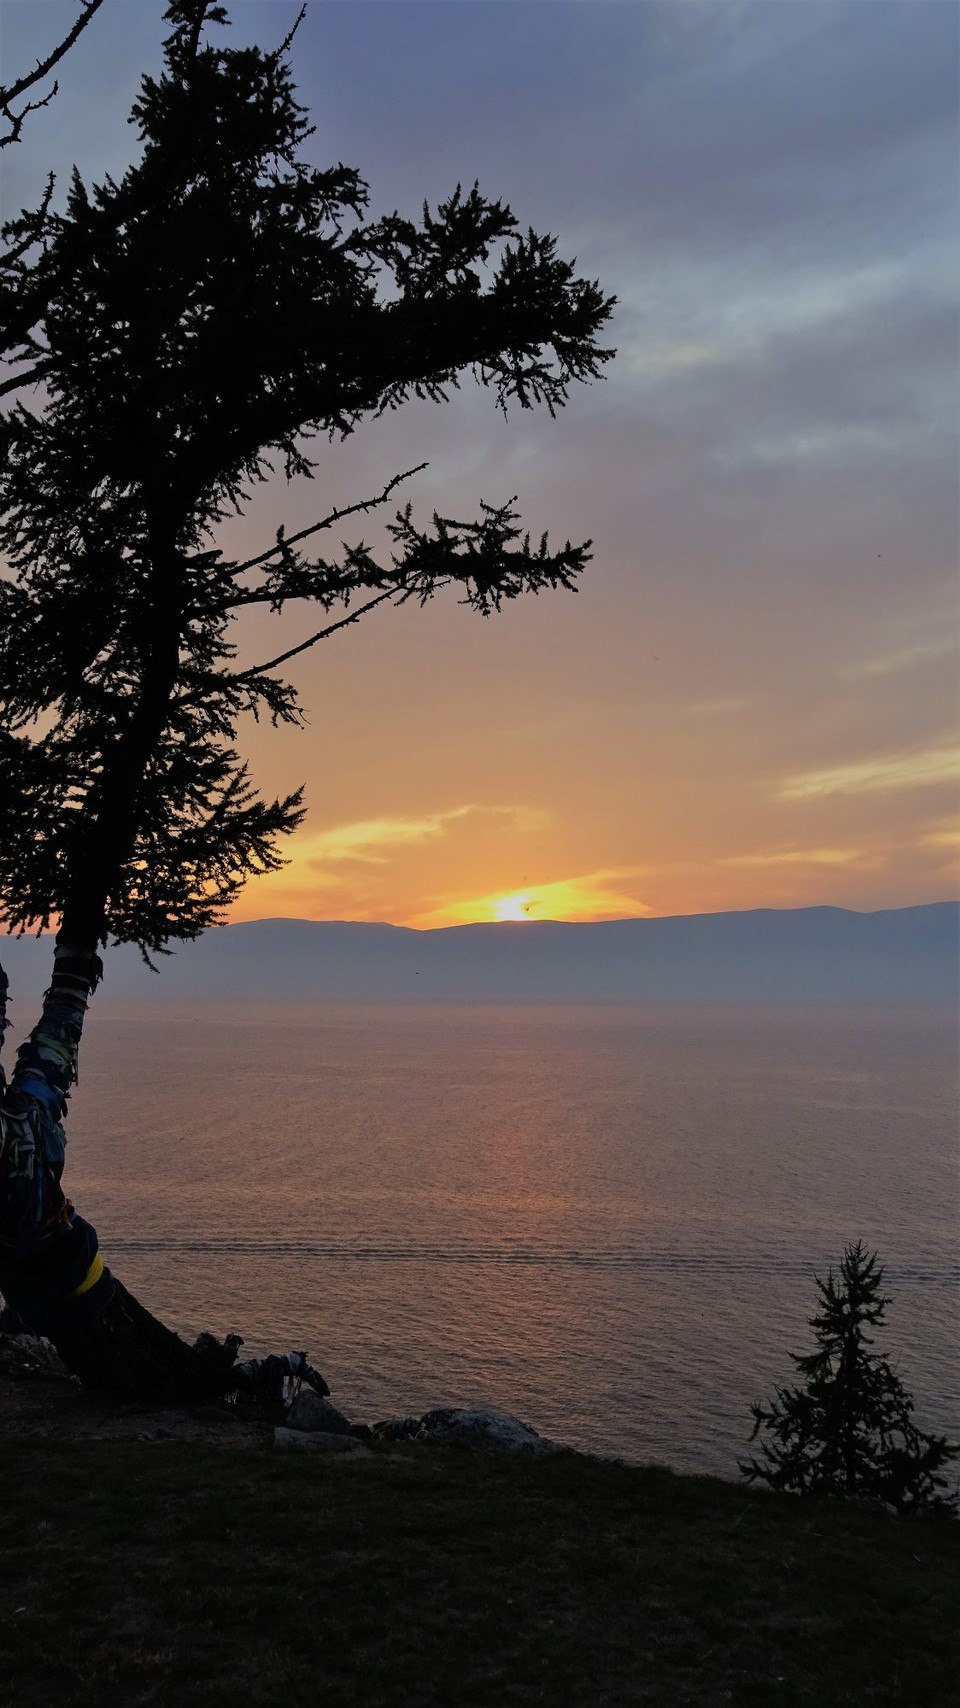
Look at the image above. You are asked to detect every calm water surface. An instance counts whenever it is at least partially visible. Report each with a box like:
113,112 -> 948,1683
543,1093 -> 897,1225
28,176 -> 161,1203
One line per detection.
44,1002 -> 958,1477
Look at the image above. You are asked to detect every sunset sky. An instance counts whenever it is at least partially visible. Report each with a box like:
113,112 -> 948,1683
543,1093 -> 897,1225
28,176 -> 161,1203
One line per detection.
4,0 -> 958,927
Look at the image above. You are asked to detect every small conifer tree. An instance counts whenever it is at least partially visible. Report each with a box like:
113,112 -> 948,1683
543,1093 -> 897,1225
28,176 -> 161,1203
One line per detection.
741,1242 -> 958,1517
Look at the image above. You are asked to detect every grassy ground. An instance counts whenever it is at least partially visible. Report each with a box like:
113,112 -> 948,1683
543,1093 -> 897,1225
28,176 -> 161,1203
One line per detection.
0,1437 -> 957,1708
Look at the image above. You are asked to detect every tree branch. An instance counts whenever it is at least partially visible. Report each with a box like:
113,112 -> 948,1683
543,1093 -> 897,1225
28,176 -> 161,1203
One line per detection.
232,590 -> 396,683
0,361 -> 54,399
228,463 -> 427,580
0,0 -> 106,148
1,174 -> 55,267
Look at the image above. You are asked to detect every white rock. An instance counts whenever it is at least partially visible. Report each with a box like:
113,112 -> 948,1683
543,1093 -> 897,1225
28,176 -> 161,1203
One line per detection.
418,1408 -> 556,1454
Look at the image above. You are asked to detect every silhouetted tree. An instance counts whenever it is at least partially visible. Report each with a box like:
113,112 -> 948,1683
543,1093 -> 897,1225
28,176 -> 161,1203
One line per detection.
0,0 -> 614,1397
0,0 -> 613,957
741,1243 -> 958,1518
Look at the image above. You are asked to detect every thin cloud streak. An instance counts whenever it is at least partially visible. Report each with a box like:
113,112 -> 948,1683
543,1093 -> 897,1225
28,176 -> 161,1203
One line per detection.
686,697 -> 756,716
303,805 -> 546,866
722,848 -> 878,869
920,822 -> 960,851
777,745 -> 960,801
842,637 -> 957,680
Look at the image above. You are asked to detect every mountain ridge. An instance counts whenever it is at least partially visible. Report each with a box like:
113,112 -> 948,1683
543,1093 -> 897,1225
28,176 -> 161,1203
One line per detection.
1,902 -> 955,1005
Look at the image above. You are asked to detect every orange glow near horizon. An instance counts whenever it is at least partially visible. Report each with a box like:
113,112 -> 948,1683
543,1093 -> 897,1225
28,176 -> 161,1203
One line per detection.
218,563 -> 959,932
410,873 -> 655,929
493,893 -> 534,922
225,796 -> 959,927
209,493 -> 960,939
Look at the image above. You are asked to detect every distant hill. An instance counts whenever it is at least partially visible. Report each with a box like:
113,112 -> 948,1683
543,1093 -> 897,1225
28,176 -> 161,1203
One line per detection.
1,904 -> 956,1007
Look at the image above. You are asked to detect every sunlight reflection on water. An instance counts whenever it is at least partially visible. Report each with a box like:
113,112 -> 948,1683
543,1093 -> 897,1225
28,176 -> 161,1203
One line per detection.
46,1002 -> 958,1476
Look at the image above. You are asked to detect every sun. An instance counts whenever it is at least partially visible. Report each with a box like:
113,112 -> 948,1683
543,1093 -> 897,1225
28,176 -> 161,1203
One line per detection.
493,892 -> 534,922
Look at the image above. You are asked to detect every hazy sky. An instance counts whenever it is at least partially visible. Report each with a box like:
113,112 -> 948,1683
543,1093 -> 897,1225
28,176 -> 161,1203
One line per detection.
3,0 -> 958,925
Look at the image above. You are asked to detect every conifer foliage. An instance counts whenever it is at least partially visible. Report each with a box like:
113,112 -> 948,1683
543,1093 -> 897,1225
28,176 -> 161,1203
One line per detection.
0,0 -> 615,958
741,1243 -> 958,1517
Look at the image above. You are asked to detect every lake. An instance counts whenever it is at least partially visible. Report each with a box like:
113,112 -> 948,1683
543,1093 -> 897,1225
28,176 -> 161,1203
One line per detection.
37,1001 -> 958,1477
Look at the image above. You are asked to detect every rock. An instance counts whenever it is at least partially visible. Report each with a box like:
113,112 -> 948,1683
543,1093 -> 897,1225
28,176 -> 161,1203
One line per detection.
417,1408 -> 557,1454
0,1333 -> 76,1382
274,1426 -> 367,1454
285,1390 -> 353,1434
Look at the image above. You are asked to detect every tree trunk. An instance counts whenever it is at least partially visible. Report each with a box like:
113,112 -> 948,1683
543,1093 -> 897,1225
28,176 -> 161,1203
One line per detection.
58,520 -> 185,948
0,534 -> 243,1405
0,938 -> 238,1404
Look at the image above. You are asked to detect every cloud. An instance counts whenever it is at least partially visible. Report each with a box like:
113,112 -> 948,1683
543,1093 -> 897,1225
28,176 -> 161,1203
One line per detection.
776,744 -> 960,801
305,807 -> 472,866
721,847 -> 878,870
303,804 -> 547,866
919,822 -> 960,852
622,259 -> 924,389
842,636 -> 957,680
623,337 -> 731,384
686,697 -> 756,716
717,423 -> 924,470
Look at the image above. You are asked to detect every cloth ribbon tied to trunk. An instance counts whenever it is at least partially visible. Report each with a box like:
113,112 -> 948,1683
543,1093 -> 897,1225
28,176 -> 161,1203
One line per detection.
0,945 -> 112,1335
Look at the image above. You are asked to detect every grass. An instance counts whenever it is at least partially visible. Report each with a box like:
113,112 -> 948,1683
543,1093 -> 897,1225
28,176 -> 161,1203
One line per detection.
0,1438 -> 957,1707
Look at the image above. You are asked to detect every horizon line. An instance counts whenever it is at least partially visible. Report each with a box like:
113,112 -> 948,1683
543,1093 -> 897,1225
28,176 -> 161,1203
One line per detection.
225,898 -> 958,932
7,898 -> 957,942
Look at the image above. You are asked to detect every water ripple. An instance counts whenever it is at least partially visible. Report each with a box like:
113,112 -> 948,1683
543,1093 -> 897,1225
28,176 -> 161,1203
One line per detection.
104,1237 -> 960,1284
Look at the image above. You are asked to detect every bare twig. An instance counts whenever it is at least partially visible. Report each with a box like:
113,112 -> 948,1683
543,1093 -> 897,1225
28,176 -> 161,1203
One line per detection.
0,0 -> 106,148
232,589 -> 396,682
275,4 -> 308,60
1,81 -> 60,148
229,463 -> 427,580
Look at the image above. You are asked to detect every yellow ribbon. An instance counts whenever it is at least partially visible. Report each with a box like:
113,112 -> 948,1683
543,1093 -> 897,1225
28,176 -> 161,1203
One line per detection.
72,1251 -> 104,1296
